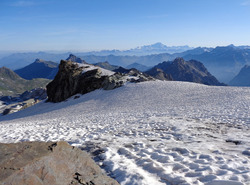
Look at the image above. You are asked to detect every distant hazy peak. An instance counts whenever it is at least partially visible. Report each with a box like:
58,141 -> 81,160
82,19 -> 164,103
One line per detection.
66,54 -> 87,64
135,42 -> 167,49
34,58 -> 45,63
173,57 -> 185,63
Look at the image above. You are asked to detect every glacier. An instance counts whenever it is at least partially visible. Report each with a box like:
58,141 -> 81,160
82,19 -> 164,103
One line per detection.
0,81 -> 249,185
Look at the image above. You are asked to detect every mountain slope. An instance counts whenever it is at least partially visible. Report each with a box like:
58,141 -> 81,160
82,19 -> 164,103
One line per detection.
76,42 -> 192,56
81,53 -> 174,67
0,67 -> 50,96
147,58 -> 224,86
15,59 -> 58,80
229,65 -> 250,86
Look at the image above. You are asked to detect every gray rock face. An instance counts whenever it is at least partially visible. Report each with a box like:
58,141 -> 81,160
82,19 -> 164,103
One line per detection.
0,141 -> 119,185
47,60 -> 155,103
46,60 -> 108,102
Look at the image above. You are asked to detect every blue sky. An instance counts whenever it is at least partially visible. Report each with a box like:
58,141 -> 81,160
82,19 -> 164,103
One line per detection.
0,0 -> 250,51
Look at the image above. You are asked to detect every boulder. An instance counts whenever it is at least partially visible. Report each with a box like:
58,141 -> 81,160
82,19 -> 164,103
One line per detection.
0,141 -> 119,185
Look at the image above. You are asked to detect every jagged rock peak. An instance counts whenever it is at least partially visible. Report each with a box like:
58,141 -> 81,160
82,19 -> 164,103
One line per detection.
66,54 -> 87,64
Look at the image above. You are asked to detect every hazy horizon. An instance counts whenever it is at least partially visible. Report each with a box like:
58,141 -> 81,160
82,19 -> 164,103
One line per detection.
1,0 -> 250,51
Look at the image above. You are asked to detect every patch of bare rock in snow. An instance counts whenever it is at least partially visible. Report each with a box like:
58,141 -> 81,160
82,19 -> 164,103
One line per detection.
0,81 -> 250,185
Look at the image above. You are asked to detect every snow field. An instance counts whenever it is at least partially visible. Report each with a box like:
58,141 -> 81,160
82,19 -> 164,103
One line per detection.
0,81 -> 249,185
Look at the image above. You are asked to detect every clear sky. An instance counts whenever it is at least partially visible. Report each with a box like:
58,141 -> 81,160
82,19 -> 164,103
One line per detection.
1,0 -> 250,51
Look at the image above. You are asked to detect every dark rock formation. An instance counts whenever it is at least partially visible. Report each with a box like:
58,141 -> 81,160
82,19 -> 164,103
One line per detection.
146,58 -> 224,86
47,60 -> 88,102
0,141 -> 119,185
15,59 -> 58,80
229,65 -> 250,86
46,60 -> 123,103
47,60 -> 155,103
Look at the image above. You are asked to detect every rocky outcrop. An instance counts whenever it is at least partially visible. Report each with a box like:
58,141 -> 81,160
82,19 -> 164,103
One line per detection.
47,60 -> 155,103
46,60 -> 109,102
0,141 -> 119,185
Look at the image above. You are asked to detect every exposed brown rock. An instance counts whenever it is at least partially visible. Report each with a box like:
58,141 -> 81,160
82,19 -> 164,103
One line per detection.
0,141 -> 119,185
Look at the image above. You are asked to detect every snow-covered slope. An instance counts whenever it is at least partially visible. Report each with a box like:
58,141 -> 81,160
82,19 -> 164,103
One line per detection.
0,81 -> 249,185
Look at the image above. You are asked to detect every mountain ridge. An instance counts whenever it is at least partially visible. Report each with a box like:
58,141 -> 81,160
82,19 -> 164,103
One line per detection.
0,67 -> 50,96
146,58 -> 224,86
15,59 -> 58,80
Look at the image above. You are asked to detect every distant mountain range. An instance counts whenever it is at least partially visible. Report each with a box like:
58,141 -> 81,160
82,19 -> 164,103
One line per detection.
1,44 -> 250,84
229,65 -> 250,86
76,42 -> 193,56
0,52 -> 69,70
0,43 -> 190,70
183,45 -> 250,83
0,67 -> 50,96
